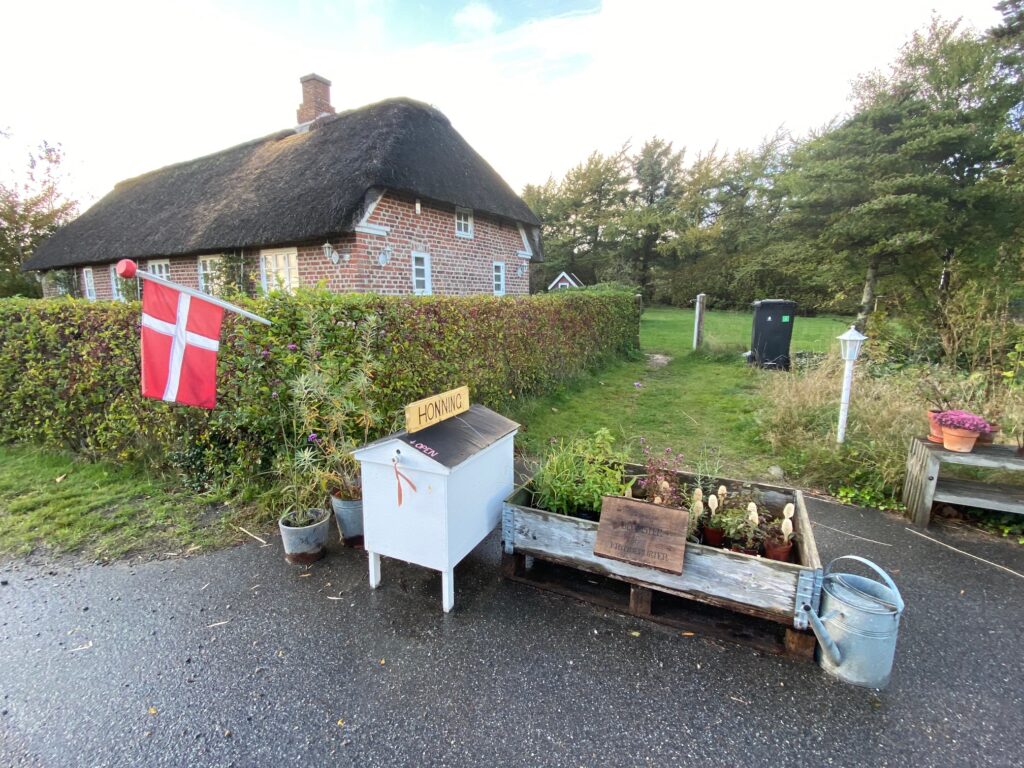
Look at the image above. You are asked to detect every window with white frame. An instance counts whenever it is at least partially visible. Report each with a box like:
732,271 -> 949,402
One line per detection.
493,262 -> 505,296
455,208 -> 473,238
197,255 -> 224,295
109,265 -> 124,301
412,252 -> 432,295
82,267 -> 97,300
260,248 -> 299,294
147,259 -> 170,280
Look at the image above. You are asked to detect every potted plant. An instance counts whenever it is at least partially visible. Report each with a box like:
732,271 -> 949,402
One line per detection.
701,485 -> 729,547
763,502 -> 796,562
722,502 -> 762,556
533,429 -> 635,520
275,434 -> 333,564
934,409 -> 991,453
290,314 -> 396,546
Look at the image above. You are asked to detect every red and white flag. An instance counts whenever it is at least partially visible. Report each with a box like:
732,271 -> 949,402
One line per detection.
140,280 -> 224,409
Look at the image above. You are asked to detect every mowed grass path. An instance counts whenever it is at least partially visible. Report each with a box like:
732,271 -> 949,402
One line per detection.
510,306 -> 849,478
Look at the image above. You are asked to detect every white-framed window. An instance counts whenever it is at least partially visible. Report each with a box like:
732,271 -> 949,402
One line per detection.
455,207 -> 473,239
260,248 -> 300,294
197,255 -> 224,295
493,262 -> 505,296
412,251 -> 432,295
147,259 -> 170,280
109,265 -> 124,301
82,267 -> 96,300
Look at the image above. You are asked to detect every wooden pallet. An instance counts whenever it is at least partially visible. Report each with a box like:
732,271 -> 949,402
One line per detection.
502,551 -> 817,660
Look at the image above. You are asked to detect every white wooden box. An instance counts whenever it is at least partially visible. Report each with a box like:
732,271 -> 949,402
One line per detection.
353,405 -> 518,612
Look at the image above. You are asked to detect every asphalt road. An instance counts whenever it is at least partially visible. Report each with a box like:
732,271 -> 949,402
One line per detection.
2,498 -> 1022,767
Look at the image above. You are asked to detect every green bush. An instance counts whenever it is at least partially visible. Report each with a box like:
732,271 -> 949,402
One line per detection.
532,428 -> 635,519
0,289 -> 640,494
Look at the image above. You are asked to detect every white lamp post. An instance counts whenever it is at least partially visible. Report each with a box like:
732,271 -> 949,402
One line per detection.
836,326 -> 867,444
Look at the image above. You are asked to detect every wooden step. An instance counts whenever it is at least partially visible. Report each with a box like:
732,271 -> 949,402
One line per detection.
933,476 -> 1024,515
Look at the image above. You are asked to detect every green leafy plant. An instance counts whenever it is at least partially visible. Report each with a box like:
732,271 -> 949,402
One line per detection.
0,290 -> 640,500
533,428 -> 634,519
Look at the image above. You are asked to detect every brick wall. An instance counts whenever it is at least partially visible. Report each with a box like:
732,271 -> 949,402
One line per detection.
40,191 -> 535,300
350,192 -> 531,296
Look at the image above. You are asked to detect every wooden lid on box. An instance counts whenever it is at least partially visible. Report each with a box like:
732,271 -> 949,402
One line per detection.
355,404 -> 519,469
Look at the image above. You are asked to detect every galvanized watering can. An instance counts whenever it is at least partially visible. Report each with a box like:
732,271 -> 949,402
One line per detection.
802,556 -> 904,689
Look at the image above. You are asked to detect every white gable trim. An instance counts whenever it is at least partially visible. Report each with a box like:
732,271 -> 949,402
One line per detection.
516,223 -> 533,259
547,271 -> 582,291
355,189 -> 390,236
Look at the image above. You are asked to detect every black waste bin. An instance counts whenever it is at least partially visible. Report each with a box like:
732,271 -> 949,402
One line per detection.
749,299 -> 796,370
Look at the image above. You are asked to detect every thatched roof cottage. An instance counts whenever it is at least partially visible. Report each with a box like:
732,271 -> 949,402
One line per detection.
25,75 -> 542,299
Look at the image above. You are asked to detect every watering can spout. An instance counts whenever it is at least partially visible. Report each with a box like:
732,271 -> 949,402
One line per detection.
803,604 -> 842,667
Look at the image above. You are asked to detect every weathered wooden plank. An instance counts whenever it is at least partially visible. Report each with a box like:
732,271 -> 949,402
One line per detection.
784,628 -> 817,659
904,438 -> 934,527
920,439 -> 1024,471
794,491 -> 821,572
933,477 -> 1024,515
506,503 -> 801,623
594,496 -> 688,573
629,585 -> 653,616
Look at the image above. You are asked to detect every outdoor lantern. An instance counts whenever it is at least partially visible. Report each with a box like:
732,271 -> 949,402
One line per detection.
836,325 -> 868,444
838,326 -> 867,362
322,242 -> 349,265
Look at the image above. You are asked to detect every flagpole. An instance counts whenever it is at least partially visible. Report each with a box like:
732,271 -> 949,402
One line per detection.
116,259 -> 271,326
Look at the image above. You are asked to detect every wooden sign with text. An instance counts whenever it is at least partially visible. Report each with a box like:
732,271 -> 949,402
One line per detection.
593,496 -> 688,574
405,386 -> 470,434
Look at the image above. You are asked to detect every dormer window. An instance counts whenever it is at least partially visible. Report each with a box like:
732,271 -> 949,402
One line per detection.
455,208 -> 474,239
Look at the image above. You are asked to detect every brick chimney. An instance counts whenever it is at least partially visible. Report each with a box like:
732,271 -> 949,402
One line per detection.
296,74 -> 335,124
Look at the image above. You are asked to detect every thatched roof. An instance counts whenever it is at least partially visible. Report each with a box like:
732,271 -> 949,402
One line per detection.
24,97 -> 541,271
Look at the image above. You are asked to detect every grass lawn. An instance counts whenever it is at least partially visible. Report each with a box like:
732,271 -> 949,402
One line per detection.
0,446 -> 254,561
509,306 -> 850,477
1,305 -> 849,561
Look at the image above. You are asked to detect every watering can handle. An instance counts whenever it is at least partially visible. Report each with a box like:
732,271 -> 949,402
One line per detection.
825,555 -> 904,613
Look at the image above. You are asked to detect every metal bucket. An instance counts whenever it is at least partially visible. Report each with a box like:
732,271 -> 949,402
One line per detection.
331,496 -> 364,541
803,555 -> 904,689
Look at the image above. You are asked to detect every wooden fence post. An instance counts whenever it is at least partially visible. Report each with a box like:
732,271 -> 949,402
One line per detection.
693,293 -> 706,350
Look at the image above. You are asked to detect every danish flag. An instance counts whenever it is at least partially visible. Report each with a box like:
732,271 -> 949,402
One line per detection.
141,280 -> 224,409
117,259 -> 270,410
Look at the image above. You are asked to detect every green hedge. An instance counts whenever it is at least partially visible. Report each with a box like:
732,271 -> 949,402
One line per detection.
0,289 -> 639,490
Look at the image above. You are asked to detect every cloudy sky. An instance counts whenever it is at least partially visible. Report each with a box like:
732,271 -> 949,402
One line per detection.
2,0 -> 1004,207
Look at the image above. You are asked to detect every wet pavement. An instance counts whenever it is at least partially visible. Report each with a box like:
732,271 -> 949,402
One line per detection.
1,497 -> 1022,767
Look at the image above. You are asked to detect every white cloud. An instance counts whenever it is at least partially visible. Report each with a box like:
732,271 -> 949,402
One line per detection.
453,2 -> 499,37
1,0 -> 1004,208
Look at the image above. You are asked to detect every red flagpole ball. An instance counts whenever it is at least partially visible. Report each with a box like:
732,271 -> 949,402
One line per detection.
116,259 -> 138,278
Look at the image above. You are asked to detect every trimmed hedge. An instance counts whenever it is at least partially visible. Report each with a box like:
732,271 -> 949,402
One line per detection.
0,289 -> 639,490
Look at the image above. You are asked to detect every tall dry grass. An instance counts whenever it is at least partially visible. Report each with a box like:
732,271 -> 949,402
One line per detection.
760,355 -> 1024,506
758,358 -> 925,503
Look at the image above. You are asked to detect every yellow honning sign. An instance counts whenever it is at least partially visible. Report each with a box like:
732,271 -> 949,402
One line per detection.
405,386 -> 470,434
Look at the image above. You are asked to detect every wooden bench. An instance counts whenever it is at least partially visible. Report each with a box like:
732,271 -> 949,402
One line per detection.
903,437 -> 1024,527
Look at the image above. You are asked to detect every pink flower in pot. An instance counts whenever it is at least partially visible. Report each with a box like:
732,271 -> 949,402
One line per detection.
934,410 -> 991,453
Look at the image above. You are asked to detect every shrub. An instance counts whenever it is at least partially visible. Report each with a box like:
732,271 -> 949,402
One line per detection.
0,289 -> 640,494
532,428 -> 635,519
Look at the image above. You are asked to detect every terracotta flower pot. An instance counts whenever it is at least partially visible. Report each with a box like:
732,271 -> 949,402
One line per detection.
941,426 -> 980,453
702,526 -> 725,548
764,539 -> 793,562
977,425 -> 999,445
926,410 -> 945,443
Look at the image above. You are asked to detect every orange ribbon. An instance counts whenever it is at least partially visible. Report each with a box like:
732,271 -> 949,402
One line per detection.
392,457 -> 417,507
